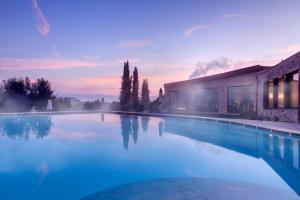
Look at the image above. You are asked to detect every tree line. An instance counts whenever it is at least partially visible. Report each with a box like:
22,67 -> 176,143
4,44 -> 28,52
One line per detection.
0,77 -> 54,112
119,61 -> 151,111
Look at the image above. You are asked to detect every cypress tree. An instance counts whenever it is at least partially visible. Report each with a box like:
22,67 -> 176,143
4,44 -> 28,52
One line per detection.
141,78 -> 150,111
159,88 -> 163,99
132,67 -> 139,110
119,61 -> 132,111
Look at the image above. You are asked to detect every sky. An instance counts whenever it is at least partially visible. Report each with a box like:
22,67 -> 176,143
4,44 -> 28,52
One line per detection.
0,0 -> 300,98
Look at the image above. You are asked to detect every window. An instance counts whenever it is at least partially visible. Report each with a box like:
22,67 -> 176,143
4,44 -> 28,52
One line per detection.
178,91 -> 189,111
291,73 -> 299,108
195,88 -> 218,112
169,91 -> 178,111
227,85 -> 255,113
268,81 -> 273,109
278,78 -> 284,108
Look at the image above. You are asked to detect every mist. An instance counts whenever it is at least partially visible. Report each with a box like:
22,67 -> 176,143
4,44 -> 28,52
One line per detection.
189,57 -> 233,79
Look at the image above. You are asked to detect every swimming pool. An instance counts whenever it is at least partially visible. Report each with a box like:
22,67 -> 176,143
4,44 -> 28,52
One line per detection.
0,113 -> 299,199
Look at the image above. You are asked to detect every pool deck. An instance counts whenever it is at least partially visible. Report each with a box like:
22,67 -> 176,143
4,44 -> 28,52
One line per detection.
81,178 -> 300,200
1,110 -> 300,135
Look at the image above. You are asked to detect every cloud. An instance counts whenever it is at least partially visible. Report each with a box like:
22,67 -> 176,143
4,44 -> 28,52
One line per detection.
279,44 -> 300,54
53,70 -> 187,96
0,57 -> 112,70
184,25 -> 206,36
115,39 -> 152,48
0,56 -> 192,95
50,43 -> 62,57
32,0 -> 50,37
220,14 -> 252,19
189,57 -> 278,79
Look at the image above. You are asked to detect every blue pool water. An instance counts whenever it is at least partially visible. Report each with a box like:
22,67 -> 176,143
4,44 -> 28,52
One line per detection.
0,113 -> 299,199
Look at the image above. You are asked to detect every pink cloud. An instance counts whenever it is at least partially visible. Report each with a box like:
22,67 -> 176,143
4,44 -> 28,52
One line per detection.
32,0 -> 50,37
0,57 -> 112,70
115,39 -> 152,48
54,72 -> 187,96
53,76 -> 121,95
279,44 -> 300,54
184,25 -> 207,36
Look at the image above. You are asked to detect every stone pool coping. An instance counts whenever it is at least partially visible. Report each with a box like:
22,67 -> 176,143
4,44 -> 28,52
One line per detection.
80,178 -> 300,200
0,110 -> 300,136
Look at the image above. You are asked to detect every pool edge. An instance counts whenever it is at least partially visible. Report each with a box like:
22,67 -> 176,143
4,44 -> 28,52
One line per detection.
0,110 -> 299,136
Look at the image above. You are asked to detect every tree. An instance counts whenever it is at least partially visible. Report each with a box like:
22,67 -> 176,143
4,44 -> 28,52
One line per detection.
52,97 -> 72,111
32,78 -> 54,110
119,61 -> 132,111
0,77 -> 54,112
83,99 -> 101,110
159,88 -> 164,99
132,67 -> 139,110
1,77 -> 30,111
0,82 -> 4,108
141,78 -> 150,111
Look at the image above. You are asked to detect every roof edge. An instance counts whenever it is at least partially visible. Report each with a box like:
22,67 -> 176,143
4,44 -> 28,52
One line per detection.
164,65 -> 270,88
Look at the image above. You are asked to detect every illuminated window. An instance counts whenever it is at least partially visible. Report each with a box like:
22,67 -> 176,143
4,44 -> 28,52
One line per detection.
268,81 -> 273,109
278,78 -> 284,108
291,73 -> 299,108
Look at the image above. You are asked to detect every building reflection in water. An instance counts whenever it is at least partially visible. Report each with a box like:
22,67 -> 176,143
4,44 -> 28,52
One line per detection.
0,115 -> 52,139
101,113 -> 104,123
163,118 -> 300,195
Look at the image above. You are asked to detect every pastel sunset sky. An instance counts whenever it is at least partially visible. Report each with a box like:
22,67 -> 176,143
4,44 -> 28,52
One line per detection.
1,0 -> 300,97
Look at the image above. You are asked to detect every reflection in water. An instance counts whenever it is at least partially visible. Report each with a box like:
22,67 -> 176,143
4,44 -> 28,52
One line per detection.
119,115 -> 165,150
163,118 -> 300,195
101,113 -> 104,122
141,116 -> 149,132
132,115 -> 139,144
34,161 -> 49,195
1,113 -> 299,196
120,115 -> 132,150
159,121 -> 164,137
0,115 -> 52,139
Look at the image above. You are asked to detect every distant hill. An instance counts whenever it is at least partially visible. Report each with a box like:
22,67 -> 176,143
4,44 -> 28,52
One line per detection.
57,93 -> 158,102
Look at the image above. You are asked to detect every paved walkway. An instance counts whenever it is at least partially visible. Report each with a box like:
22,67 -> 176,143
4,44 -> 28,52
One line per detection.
81,178 -> 300,200
195,116 -> 300,135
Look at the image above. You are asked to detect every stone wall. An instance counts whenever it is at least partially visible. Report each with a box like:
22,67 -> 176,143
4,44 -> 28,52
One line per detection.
257,52 -> 300,123
164,52 -> 300,123
164,72 -> 259,114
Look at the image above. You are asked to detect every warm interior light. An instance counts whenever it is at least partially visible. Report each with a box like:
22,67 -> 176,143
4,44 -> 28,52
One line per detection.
269,93 -> 273,99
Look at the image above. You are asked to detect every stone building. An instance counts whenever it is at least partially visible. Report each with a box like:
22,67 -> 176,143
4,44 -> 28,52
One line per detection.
258,52 -> 300,122
164,52 -> 300,123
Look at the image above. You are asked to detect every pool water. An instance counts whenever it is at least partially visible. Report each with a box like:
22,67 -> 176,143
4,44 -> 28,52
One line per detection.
0,113 -> 299,199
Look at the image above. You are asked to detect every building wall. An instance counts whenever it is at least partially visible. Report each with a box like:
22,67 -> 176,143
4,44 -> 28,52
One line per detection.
257,53 -> 300,122
164,72 -> 259,114
164,52 -> 300,123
